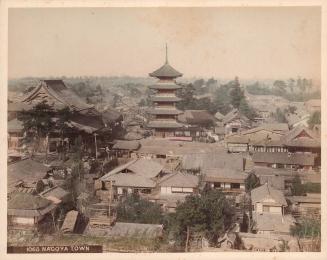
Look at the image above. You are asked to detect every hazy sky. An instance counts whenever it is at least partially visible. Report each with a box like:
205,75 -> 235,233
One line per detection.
8,7 -> 321,80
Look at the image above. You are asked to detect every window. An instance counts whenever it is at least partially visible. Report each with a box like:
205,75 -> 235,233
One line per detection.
214,182 -> 221,188
231,183 -> 241,189
263,205 -> 270,212
232,128 -> 238,133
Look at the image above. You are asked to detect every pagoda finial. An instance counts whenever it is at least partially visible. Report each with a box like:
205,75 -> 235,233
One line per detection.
165,43 -> 168,64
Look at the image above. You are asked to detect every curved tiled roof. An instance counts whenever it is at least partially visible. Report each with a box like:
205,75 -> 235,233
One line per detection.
148,108 -> 183,115
149,62 -> 183,78
151,96 -> 181,102
147,120 -> 183,129
149,83 -> 182,90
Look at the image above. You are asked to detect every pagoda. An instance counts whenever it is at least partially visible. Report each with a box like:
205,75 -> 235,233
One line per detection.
147,45 -> 183,138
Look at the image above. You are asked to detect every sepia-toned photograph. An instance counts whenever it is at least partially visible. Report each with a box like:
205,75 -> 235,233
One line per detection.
1,0 -> 325,256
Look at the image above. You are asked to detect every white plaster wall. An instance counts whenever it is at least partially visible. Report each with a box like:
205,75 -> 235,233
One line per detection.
12,217 -> 35,225
256,202 -> 263,213
225,183 -> 231,189
269,206 -> 282,214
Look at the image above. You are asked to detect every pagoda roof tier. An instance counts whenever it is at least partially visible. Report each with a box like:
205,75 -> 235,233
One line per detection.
151,96 -> 181,102
149,63 -> 183,79
148,108 -> 183,115
149,82 -> 182,90
148,120 -> 183,129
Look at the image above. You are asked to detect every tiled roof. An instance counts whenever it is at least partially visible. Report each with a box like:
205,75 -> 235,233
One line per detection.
251,183 -> 287,205
151,96 -> 181,102
148,108 -> 183,115
159,172 -> 199,188
147,120 -> 183,129
252,152 -> 315,166
203,168 -> 247,183
23,80 -> 93,111
149,63 -> 183,78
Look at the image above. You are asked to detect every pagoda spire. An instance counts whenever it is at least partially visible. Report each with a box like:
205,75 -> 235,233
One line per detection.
165,43 -> 168,64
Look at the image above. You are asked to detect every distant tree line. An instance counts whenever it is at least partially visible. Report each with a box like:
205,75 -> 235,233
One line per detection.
176,77 -> 258,120
246,78 -> 320,102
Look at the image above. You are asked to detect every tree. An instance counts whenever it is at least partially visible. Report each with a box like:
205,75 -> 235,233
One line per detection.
19,101 -> 55,161
290,217 -> 320,238
245,172 -> 260,192
291,175 -> 306,196
116,193 -> 163,224
229,77 -> 243,109
273,108 -> 287,123
239,98 -> 258,120
308,111 -> 321,129
56,107 -> 73,161
169,190 -> 235,250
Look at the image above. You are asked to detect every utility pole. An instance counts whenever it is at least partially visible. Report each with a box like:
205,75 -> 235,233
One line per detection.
108,180 -> 112,225
94,133 -> 98,159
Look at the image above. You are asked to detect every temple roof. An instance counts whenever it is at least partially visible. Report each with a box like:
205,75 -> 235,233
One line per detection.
147,120 -> 183,129
23,80 -> 93,111
149,82 -> 182,90
148,108 -> 183,115
149,63 -> 183,78
151,96 -> 181,102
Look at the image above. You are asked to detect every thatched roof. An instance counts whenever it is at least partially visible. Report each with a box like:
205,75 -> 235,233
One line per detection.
8,193 -> 56,217
252,152 -> 315,166
112,140 -> 141,150
251,183 -> 287,206
159,172 -> 199,188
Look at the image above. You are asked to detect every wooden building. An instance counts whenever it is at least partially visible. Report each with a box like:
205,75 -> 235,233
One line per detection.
252,152 -> 316,170
203,168 -> 247,193
147,46 -> 184,137
8,193 -> 57,230
251,183 -> 295,235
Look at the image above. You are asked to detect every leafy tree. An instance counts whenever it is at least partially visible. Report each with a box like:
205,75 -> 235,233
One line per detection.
308,111 -> 321,129
169,190 -> 235,249
229,77 -> 243,109
245,172 -> 260,192
239,98 -> 258,120
116,193 -> 163,224
273,108 -> 287,123
290,218 -> 320,238
19,101 -> 55,161
291,175 -> 306,196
